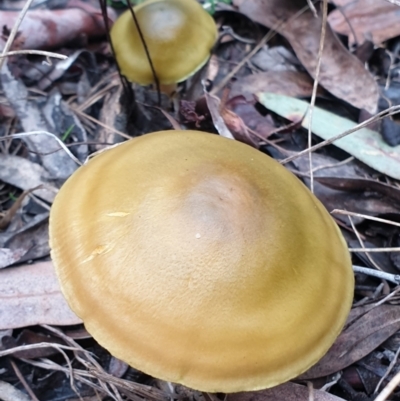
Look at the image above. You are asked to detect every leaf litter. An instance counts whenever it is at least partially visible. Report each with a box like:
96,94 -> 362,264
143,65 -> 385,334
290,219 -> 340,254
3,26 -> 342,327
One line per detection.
1,0 -> 400,400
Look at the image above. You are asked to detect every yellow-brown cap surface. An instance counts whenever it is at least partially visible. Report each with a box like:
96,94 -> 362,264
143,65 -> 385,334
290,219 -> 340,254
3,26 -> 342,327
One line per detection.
49,130 -> 354,393
110,0 -> 217,85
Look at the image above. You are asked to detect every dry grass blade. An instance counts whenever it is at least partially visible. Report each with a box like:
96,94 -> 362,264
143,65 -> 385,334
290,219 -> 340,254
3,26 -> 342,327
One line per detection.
42,325 -> 170,401
210,3 -> 313,96
350,248 -> 400,252
375,369 -> 400,401
374,342 -> 400,393
348,215 -> 382,270
0,132 -> 82,166
0,0 -> 35,70
72,108 -> 131,140
332,210 -> 400,228
21,358 -> 120,400
0,185 -> 42,230
43,325 -> 122,400
0,51 -> 67,61
10,359 -> 40,401
0,342 -> 84,395
0,343 -> 87,358
307,0 -> 328,193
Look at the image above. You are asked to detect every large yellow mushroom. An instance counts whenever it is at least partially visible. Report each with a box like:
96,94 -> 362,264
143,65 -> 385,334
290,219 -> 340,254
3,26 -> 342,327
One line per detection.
49,130 -> 354,393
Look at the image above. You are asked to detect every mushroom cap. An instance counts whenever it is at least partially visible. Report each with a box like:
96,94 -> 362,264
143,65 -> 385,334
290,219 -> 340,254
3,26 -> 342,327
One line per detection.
49,130 -> 354,393
110,0 -> 217,85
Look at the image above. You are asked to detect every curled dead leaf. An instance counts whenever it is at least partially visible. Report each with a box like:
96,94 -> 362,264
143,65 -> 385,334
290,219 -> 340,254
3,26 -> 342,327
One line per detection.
234,0 -> 379,113
300,304 -> 400,379
0,0 -> 116,50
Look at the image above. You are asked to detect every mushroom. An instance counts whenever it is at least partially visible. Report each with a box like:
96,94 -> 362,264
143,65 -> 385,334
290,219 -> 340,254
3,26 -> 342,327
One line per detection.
110,0 -> 217,92
49,130 -> 354,393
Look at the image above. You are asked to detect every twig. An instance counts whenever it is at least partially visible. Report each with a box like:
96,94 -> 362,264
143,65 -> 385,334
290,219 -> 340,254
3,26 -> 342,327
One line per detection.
126,1 -> 161,105
311,156 -> 354,173
0,185 -> 42,230
374,370 -> 400,401
332,210 -> 400,228
0,50 -> 67,60
307,0 -> 318,17
210,31 -> 271,96
350,248 -> 400,253
353,265 -> 400,285
0,343 -> 89,358
320,373 -> 341,392
307,0 -> 328,193
42,325 -> 123,401
374,286 -> 400,307
72,107 -> 131,140
280,105 -> 400,164
10,359 -> 40,401
0,0 -> 36,71
307,381 -> 315,401
348,215 -> 382,271
375,342 -> 400,394
210,2 -> 316,96
0,131 -> 82,166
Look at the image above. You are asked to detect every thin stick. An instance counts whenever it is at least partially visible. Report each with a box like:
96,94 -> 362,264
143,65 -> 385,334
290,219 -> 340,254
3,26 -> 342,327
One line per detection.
353,265 -> 400,285
210,3 -> 316,96
72,107 -> 131,140
280,105 -> 400,164
0,131 -> 82,165
10,359 -> 40,401
307,381 -> 315,401
126,1 -> 161,105
0,50 -> 67,59
350,248 -> 400,253
375,342 -> 400,393
99,0 -> 134,106
332,210 -> 400,228
210,31 -> 271,96
348,215 -> 382,271
0,0 -> 36,70
374,370 -> 400,401
307,0 -> 328,193
374,287 -> 400,307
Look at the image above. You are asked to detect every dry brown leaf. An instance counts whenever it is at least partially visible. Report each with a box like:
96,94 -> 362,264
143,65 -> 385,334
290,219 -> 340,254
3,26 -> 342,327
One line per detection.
0,249 -> 26,269
0,154 -> 56,203
225,97 -> 276,144
96,81 -> 126,151
234,0 -> 379,113
300,304 -> 400,379
0,380 -> 31,401
228,382 -> 346,401
0,261 -> 81,330
230,71 -> 325,101
329,0 -> 400,45
204,90 -> 235,139
0,0 -> 116,50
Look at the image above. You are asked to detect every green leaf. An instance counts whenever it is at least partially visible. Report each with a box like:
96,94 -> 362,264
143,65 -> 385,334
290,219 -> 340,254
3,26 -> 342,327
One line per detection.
257,93 -> 400,180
